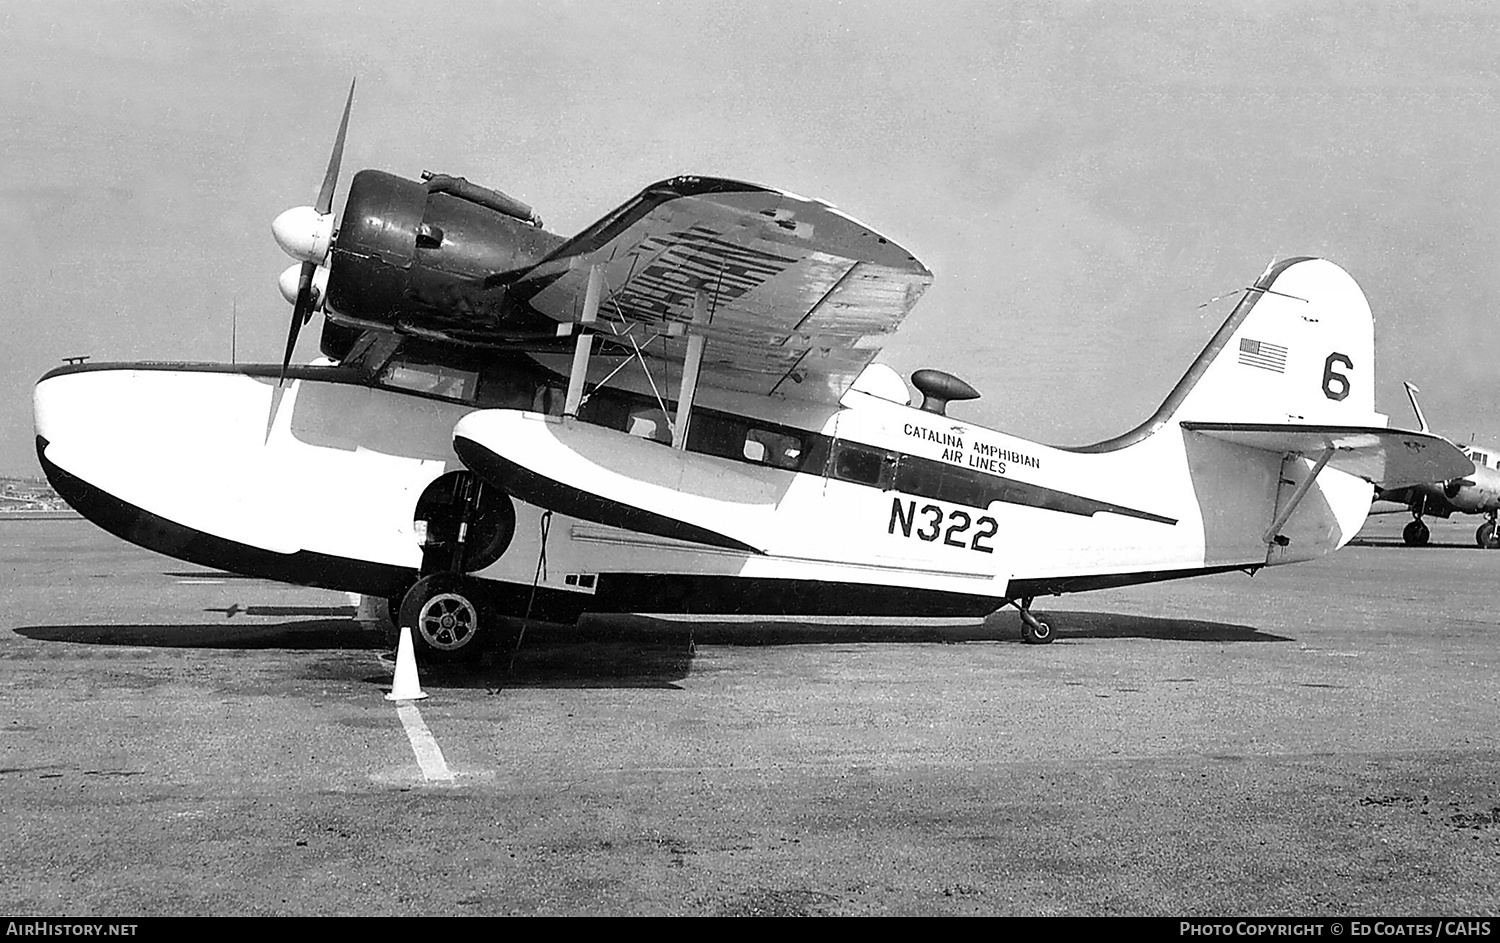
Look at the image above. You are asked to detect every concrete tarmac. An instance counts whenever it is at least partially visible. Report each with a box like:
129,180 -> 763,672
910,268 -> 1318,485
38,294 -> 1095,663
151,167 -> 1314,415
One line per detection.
1,515 -> 1497,916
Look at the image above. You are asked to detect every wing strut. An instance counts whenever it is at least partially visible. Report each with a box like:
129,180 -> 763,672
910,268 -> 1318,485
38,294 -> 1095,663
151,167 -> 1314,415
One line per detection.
563,264 -> 605,417
1264,447 -> 1335,546
670,287 -> 710,450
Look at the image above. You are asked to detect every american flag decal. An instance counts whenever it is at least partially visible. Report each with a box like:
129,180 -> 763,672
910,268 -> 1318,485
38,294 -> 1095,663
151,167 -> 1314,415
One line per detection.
1238,337 -> 1288,373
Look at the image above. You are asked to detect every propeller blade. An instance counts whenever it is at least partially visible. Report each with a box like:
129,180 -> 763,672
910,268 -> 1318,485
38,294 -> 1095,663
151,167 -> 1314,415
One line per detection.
278,260 -> 317,386
315,79 -> 356,215
280,79 -> 354,388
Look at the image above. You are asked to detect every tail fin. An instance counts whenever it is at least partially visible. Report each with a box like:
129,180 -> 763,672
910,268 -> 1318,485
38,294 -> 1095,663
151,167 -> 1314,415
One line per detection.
1169,257 -> 1382,428
1403,381 -> 1430,434
1151,258 -> 1468,564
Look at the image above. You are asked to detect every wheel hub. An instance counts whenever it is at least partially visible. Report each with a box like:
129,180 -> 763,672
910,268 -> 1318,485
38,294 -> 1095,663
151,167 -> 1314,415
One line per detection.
417,592 -> 479,650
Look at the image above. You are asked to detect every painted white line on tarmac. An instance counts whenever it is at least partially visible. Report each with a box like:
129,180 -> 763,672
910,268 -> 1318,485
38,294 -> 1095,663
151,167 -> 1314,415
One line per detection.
395,703 -> 455,782
176,578 -> 226,584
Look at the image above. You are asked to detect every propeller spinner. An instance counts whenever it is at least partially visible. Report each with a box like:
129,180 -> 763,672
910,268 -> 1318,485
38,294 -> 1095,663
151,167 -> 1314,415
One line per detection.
273,79 -> 355,385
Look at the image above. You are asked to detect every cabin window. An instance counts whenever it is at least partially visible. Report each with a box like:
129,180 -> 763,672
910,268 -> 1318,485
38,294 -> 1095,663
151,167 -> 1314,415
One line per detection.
893,456 -> 936,497
626,405 -> 672,443
685,414 -> 748,459
745,428 -> 804,469
378,360 -> 478,402
576,386 -> 828,473
894,454 -> 999,509
831,442 -> 892,487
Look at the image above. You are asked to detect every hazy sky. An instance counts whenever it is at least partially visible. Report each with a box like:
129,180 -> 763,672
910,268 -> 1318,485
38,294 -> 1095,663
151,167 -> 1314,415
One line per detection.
5,0 -> 1500,477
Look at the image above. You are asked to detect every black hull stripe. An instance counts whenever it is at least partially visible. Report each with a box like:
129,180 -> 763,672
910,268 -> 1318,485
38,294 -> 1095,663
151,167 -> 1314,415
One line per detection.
454,434 -> 761,554
892,451 -> 1177,525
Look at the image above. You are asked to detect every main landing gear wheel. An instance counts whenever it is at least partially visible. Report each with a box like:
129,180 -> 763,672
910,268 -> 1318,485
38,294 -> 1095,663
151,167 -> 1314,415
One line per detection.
1402,519 -> 1431,547
399,573 -> 485,663
1477,520 -> 1500,549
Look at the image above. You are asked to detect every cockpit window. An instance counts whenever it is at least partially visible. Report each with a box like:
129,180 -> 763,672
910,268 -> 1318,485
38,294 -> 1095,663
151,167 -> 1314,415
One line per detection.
378,359 -> 478,402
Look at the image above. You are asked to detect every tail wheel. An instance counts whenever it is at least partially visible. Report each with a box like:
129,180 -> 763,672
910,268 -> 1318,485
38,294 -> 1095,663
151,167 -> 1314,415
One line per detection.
399,573 -> 486,662
1020,610 -> 1054,645
1402,519 -> 1430,547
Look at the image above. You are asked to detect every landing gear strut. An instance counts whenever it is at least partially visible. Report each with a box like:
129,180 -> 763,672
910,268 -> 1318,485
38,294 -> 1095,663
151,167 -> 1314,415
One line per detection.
1004,596 -> 1054,645
391,471 -> 521,664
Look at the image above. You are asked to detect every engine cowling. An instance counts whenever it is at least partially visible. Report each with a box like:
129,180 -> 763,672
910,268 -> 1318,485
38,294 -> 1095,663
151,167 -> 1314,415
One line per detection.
323,169 -> 567,337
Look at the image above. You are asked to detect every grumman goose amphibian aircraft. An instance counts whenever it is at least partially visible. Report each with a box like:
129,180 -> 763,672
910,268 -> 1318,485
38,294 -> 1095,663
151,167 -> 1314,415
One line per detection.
32,86 -> 1471,662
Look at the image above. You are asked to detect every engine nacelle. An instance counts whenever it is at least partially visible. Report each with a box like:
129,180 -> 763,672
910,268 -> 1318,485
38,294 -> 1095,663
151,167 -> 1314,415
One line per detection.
324,169 -> 566,336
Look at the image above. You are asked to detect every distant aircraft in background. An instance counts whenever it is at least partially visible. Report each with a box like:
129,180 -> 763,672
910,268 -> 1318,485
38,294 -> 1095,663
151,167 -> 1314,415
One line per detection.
1375,382 -> 1500,547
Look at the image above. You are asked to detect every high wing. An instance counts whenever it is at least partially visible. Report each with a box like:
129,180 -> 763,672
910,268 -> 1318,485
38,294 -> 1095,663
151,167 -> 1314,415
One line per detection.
505,176 -> 932,404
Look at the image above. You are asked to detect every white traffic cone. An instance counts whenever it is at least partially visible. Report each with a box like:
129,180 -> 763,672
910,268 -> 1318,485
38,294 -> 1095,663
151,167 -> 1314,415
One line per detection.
385,625 -> 429,701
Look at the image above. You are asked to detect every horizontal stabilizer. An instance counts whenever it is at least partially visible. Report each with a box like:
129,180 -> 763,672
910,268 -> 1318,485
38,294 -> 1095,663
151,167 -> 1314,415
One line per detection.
1181,422 -> 1472,488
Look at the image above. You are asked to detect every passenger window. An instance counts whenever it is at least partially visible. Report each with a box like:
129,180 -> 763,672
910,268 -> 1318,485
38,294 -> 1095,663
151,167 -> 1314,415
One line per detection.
686,414 -> 748,460
745,429 -> 804,469
832,443 -> 890,486
626,406 -> 671,443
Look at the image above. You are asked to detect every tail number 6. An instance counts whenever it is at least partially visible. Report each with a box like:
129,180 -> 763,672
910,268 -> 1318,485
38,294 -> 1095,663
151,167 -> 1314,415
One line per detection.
1322,352 -> 1352,401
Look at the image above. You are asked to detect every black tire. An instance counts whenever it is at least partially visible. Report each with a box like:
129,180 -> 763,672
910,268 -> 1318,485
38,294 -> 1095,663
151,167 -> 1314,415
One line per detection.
386,592 -> 404,629
1403,519 -> 1430,547
1478,521 -> 1499,549
377,592 -> 406,648
399,573 -> 487,663
1021,616 -> 1054,645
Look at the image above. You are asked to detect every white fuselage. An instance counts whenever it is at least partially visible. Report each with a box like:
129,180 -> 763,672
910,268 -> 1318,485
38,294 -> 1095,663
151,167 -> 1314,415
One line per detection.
33,355 -> 1372,621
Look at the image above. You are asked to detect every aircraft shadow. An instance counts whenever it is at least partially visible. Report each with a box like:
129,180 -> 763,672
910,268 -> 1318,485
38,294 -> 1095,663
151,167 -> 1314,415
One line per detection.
402,624 -> 698,690
1017,610 -> 1288,642
13,617 -> 381,651
1347,537 -> 1483,550
430,610 -> 1285,689
11,608 -> 1284,692
624,610 -> 1286,645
